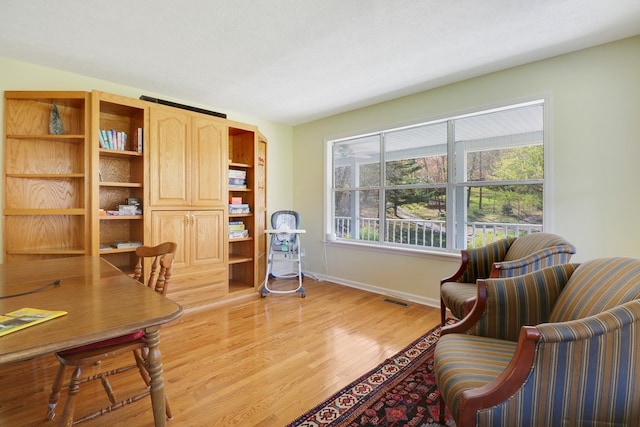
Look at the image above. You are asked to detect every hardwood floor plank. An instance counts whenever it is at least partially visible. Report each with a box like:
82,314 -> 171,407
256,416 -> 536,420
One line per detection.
0,280 -> 439,426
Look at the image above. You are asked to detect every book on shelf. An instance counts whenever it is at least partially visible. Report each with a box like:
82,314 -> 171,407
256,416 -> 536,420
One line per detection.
98,130 -> 107,148
229,230 -> 249,239
99,129 -> 128,150
228,222 -> 245,231
133,127 -> 143,153
228,169 -> 247,188
228,169 -> 247,179
229,204 -> 250,214
110,240 -> 142,249
0,307 -> 68,338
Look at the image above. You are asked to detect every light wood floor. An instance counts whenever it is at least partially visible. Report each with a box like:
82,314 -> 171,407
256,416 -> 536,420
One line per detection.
0,279 -> 439,427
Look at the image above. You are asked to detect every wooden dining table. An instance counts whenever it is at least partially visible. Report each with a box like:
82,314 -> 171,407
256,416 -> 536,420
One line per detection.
0,256 -> 183,427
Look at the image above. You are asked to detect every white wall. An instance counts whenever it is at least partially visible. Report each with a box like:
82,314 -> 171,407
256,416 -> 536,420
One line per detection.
0,56 -> 295,253
3,36 -> 639,307
292,35 -> 640,306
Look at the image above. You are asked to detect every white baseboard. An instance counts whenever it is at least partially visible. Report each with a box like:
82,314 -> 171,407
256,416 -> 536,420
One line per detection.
301,270 -> 440,309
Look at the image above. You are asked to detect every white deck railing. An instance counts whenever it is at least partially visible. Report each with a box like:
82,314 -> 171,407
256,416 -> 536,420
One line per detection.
335,217 -> 542,249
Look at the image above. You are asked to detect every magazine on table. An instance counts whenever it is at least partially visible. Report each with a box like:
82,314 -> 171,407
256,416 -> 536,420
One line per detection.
0,307 -> 68,337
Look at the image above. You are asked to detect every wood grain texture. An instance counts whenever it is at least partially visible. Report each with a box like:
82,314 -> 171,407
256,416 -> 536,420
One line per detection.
0,279 -> 438,426
4,92 -> 90,262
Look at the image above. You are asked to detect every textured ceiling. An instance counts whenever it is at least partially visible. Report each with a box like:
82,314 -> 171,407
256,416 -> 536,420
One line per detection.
1,1 -> 640,125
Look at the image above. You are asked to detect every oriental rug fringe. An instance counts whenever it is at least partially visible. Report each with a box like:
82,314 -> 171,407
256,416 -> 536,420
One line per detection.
287,321 -> 455,427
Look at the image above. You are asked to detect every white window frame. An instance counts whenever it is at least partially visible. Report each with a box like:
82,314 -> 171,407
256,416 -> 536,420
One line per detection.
324,96 -> 552,254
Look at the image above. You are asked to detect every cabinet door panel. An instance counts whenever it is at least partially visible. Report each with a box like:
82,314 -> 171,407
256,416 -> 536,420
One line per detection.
192,117 -> 226,207
151,210 -> 189,271
192,210 -> 224,267
149,108 -> 191,207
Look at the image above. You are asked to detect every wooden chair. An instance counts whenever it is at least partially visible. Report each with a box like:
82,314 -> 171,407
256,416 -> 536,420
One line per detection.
46,242 -> 178,425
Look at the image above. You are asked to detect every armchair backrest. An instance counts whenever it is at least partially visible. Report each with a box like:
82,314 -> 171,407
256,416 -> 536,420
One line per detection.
549,257 -> 640,323
459,237 -> 515,284
503,232 -> 574,262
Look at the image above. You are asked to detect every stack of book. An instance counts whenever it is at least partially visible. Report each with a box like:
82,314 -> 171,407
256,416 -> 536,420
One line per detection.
229,221 -> 249,239
229,169 -> 247,189
99,129 -> 127,150
98,128 -> 143,152
229,203 -> 250,214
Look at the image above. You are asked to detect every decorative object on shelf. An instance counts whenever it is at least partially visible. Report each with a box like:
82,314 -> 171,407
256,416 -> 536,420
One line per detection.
49,103 -> 64,135
118,205 -> 138,215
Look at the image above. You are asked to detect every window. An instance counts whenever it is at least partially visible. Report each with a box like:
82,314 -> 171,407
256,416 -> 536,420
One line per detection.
329,100 -> 546,251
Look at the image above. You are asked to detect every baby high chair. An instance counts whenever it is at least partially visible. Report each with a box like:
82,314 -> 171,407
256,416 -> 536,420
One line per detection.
261,210 -> 306,298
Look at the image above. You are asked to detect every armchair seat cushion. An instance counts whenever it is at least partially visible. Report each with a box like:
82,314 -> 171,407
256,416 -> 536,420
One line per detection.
440,282 -> 477,319
434,334 -> 517,419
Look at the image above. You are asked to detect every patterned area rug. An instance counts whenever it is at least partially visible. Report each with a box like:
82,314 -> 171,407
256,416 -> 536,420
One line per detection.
287,322 -> 455,427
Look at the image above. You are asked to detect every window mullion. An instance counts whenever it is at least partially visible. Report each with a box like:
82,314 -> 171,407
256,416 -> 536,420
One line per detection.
379,134 -> 386,244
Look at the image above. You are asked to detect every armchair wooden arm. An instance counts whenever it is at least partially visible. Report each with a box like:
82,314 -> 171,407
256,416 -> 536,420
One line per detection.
456,326 -> 541,427
441,238 -> 516,285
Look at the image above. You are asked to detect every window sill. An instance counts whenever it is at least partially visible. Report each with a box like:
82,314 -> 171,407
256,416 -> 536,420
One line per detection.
322,239 -> 460,261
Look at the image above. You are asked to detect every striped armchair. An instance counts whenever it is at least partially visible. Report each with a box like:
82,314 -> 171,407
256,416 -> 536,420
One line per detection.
439,232 -> 576,325
434,257 -> 640,427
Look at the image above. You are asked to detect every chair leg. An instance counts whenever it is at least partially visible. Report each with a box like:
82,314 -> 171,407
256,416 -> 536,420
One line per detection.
164,394 -> 173,420
134,349 -> 151,386
46,363 -> 66,420
439,394 -> 446,424
60,365 -> 84,426
134,349 -> 173,420
440,298 -> 447,326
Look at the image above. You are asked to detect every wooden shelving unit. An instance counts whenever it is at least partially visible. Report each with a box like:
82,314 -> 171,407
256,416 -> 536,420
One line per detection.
228,125 -> 264,293
91,91 -> 147,271
3,91 -> 90,263
3,89 -> 267,308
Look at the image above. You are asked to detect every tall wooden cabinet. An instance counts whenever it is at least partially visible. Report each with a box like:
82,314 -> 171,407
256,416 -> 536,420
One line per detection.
3,90 -> 266,310
3,91 -> 91,262
147,104 -> 229,310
